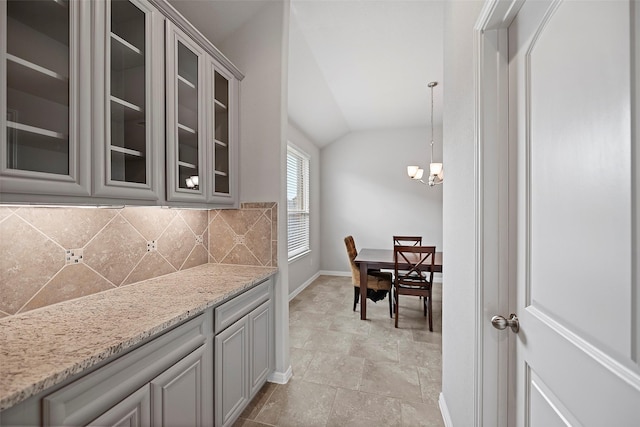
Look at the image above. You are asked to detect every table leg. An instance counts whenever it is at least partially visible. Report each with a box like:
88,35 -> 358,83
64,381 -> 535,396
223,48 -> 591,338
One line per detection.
359,261 -> 367,320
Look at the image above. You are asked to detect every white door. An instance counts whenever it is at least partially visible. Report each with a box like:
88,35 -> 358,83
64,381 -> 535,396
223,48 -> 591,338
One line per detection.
506,0 -> 640,425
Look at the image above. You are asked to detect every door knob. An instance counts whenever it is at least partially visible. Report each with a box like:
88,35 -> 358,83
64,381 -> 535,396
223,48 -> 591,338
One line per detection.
491,313 -> 519,333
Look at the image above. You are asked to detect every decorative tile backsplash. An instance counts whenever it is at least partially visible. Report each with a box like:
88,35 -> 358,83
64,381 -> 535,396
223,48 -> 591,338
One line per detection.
0,202 -> 277,319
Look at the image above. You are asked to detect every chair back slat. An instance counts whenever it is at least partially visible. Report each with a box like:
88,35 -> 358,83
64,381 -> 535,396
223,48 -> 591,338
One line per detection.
393,236 -> 422,247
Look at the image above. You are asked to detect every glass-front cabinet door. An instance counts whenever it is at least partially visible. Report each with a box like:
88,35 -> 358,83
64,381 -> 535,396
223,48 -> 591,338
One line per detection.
207,61 -> 237,205
93,0 -> 163,200
0,0 -> 91,197
166,21 -> 205,203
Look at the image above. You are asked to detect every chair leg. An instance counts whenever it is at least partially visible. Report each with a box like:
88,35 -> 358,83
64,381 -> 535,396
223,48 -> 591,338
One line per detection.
394,293 -> 399,328
388,289 -> 393,318
428,294 -> 433,332
353,287 -> 360,311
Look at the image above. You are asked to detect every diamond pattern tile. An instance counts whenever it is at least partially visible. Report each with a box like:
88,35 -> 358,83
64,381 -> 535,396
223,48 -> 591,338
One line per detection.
21,264 -> 115,312
0,203 -> 277,319
157,215 -> 196,270
84,216 -> 147,286
17,207 -> 117,249
208,215 -> 236,262
0,215 -> 65,314
120,207 -> 177,241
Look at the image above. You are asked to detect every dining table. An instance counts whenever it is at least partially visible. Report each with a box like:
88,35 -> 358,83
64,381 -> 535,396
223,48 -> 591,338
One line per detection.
353,248 -> 443,320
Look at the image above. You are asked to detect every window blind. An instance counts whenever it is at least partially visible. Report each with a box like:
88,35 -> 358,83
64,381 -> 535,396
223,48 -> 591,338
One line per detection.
287,145 -> 310,260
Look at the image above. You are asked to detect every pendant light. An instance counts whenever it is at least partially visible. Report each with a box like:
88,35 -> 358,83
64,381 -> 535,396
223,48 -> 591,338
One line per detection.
407,81 -> 444,186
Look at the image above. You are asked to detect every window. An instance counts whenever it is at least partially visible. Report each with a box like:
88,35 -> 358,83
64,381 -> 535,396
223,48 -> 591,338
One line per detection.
287,144 -> 310,260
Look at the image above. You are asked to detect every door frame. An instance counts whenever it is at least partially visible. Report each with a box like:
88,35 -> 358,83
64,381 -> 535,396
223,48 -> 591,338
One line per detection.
473,0 -> 524,425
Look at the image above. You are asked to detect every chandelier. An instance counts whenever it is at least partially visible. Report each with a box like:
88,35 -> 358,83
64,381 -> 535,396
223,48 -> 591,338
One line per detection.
407,81 -> 443,186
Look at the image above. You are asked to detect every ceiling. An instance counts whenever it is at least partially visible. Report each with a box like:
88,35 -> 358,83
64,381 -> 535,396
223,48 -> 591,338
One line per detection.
169,0 -> 445,148
288,0 -> 444,147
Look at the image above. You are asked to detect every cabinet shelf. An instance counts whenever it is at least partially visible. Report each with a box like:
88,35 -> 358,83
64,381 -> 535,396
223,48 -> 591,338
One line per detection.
111,33 -> 144,70
7,120 -> 66,140
178,74 -> 196,90
111,95 -> 144,121
214,170 -> 228,177
178,123 -> 196,134
214,139 -> 228,147
6,53 -> 69,105
214,99 -> 227,110
110,145 -> 143,158
178,161 -> 197,169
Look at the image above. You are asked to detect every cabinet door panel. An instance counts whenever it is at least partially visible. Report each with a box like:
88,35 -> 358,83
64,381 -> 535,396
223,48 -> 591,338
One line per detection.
151,343 -> 212,427
1,0 -> 91,197
93,0 -> 163,200
166,21 -> 206,203
215,317 -> 249,427
250,300 -> 272,397
87,384 -> 150,427
206,59 -> 238,206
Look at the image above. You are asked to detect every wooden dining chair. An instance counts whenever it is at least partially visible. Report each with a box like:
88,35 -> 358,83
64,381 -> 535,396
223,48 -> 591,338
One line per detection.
344,236 -> 393,318
393,245 -> 436,330
393,236 -> 422,246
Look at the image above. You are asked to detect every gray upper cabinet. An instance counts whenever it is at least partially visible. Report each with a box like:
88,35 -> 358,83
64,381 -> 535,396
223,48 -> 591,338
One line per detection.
1,0 -> 241,207
166,20 -> 240,207
165,21 -> 206,204
0,0 -> 92,199
92,0 -> 164,201
206,58 -> 238,206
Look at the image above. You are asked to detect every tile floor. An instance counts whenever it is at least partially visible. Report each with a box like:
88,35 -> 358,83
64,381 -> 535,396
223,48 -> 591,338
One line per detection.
234,275 -> 444,427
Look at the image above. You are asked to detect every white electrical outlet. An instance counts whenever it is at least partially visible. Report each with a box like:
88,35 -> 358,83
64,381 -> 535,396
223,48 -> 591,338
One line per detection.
147,240 -> 157,252
66,249 -> 84,265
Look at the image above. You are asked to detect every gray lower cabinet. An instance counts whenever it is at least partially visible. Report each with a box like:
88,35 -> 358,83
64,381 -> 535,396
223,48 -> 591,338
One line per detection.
214,279 -> 273,427
40,311 -> 213,427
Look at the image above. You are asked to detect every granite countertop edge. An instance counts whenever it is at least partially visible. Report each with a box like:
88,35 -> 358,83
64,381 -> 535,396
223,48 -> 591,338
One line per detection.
0,263 -> 278,412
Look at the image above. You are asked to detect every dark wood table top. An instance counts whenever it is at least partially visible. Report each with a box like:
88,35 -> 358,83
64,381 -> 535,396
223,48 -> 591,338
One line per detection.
354,248 -> 443,273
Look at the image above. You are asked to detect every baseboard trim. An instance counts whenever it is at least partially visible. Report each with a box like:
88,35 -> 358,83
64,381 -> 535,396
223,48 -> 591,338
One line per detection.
318,270 -> 351,277
268,365 -> 292,384
288,271 -> 321,301
439,392 -> 453,427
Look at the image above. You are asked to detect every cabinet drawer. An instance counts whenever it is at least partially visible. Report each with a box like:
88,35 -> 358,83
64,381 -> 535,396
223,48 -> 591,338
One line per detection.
215,279 -> 271,334
43,311 -> 212,427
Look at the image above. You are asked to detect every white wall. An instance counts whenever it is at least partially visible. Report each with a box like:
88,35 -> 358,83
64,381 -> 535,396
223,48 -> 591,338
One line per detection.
287,123 -> 321,295
441,1 -> 484,425
320,127 -> 443,273
219,0 -> 292,382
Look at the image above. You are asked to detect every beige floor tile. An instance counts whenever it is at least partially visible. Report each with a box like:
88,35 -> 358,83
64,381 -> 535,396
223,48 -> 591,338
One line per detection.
329,314 -> 372,336
255,379 -> 337,427
232,418 -> 274,427
239,382 -> 279,420
290,347 -> 315,379
303,329 -> 354,355
398,340 -> 442,369
303,351 -> 365,390
418,366 -> 442,405
401,401 -> 445,427
350,336 -> 399,363
289,311 -> 333,330
289,326 -> 313,349
239,275 -> 444,426
359,360 -> 422,403
326,388 -> 403,427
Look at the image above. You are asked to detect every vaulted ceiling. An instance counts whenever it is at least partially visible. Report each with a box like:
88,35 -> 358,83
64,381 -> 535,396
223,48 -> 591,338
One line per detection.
288,0 -> 444,147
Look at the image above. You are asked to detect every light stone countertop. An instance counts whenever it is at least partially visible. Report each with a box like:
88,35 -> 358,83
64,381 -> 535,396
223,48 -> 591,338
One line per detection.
0,263 -> 277,412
